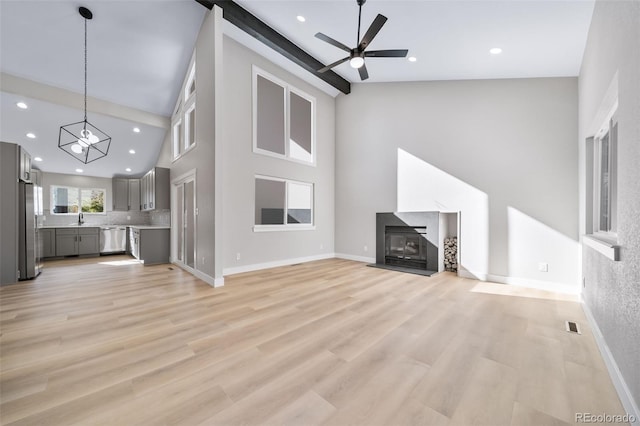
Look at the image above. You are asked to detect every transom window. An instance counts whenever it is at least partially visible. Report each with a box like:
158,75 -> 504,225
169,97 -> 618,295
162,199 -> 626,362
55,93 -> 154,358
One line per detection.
254,176 -> 314,231
253,66 -> 315,165
51,185 -> 105,214
172,55 -> 196,160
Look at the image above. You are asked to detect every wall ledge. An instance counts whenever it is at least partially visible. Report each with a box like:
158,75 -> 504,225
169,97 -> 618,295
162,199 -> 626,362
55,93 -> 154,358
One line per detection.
582,301 -> 640,426
583,235 -> 620,261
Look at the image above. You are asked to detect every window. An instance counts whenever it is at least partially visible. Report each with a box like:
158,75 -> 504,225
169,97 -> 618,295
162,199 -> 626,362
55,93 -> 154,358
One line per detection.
592,108 -> 618,236
172,55 -> 196,160
253,66 -> 315,165
51,186 -> 105,214
254,176 -> 313,230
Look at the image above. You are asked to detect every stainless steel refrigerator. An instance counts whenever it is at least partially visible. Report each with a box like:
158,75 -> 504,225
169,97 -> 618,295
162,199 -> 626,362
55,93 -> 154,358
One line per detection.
18,181 -> 42,280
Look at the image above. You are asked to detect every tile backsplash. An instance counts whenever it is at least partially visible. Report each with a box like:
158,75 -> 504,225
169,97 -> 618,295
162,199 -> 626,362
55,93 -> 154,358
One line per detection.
150,210 -> 171,226
43,210 -> 151,227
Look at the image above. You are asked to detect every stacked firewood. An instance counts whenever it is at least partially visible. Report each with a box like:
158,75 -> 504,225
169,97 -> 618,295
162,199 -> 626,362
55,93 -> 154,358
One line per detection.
444,237 -> 458,272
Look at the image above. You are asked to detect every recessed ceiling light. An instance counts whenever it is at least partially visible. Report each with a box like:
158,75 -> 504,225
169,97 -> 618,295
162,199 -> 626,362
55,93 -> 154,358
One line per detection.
125,168 -> 132,172
296,15 -> 306,22
16,102 -> 28,109
34,157 -> 43,162
26,132 -> 36,139
490,47 -> 503,55
408,56 -> 417,62
133,127 -> 140,133
76,168 -> 83,173
129,149 -> 136,154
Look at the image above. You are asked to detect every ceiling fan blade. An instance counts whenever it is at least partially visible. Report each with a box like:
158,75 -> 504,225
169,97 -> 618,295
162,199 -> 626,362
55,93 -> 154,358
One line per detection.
315,32 -> 352,53
318,56 -> 350,73
358,14 -> 387,50
364,49 -> 408,58
358,63 -> 369,81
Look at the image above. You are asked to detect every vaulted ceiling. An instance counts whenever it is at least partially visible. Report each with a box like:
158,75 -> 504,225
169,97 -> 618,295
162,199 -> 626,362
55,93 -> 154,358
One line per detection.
0,0 -> 594,178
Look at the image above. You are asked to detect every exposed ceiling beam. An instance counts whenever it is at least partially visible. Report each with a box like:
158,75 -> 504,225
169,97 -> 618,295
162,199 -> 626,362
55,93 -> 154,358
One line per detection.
195,0 -> 351,95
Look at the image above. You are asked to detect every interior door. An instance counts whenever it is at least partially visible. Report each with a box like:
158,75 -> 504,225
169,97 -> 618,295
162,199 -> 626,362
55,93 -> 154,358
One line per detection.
172,173 -> 196,271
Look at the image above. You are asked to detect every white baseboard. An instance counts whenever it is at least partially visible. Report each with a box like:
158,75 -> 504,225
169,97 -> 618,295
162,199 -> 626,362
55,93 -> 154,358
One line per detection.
582,302 -> 640,426
334,253 -> 376,264
223,253 -> 335,276
458,269 -> 580,295
173,261 -> 224,288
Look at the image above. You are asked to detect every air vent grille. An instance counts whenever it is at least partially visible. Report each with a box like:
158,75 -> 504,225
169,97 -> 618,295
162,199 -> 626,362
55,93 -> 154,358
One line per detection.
565,321 -> 581,334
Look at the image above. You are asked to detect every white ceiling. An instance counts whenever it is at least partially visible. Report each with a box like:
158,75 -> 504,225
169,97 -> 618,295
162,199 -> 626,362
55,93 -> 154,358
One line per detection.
236,0 -> 595,83
0,0 -> 205,178
1,0 -> 595,178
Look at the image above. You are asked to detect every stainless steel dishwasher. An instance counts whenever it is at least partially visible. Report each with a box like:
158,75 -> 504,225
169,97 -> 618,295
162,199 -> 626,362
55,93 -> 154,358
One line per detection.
99,226 -> 127,254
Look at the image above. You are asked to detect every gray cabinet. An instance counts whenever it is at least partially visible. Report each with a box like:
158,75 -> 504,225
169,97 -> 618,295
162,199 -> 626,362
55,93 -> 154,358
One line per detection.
128,179 -> 140,211
130,227 -> 169,265
113,179 -> 129,211
19,146 -> 32,182
55,227 -> 99,256
42,229 -> 56,258
141,167 -> 169,211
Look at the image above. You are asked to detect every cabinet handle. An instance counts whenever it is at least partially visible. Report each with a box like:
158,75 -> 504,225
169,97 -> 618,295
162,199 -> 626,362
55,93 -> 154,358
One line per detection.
79,236 -> 82,242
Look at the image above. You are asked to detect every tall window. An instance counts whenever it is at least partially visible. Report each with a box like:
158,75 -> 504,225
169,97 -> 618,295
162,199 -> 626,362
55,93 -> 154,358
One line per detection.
592,107 -> 618,236
253,66 -> 315,165
51,186 -> 105,214
254,176 -> 313,230
172,55 -> 196,160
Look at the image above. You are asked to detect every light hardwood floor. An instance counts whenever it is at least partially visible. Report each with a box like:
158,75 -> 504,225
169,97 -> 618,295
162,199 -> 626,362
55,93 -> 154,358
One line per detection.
0,256 -> 626,425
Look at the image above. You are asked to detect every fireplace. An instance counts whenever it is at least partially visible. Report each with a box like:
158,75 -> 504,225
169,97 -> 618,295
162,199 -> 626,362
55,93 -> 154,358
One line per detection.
385,226 -> 428,270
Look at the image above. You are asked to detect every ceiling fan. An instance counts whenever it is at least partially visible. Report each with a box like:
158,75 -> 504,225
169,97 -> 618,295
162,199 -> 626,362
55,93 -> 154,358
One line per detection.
315,0 -> 408,81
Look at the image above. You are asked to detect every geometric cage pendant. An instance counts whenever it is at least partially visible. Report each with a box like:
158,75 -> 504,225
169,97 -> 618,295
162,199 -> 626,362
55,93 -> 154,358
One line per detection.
58,120 -> 111,164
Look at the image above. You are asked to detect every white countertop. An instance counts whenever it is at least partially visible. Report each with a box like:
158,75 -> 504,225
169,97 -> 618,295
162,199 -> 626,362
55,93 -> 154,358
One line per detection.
41,225 -> 101,229
127,225 -> 170,230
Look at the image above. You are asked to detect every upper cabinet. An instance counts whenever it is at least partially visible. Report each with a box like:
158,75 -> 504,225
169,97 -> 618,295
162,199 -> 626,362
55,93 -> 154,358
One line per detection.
141,167 -> 169,211
19,146 -> 32,182
128,179 -> 140,211
112,178 -> 141,211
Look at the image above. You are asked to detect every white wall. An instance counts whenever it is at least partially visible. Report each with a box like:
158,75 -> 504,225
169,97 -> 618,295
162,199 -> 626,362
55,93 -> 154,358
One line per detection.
220,37 -> 335,273
579,0 -> 640,414
335,78 -> 579,289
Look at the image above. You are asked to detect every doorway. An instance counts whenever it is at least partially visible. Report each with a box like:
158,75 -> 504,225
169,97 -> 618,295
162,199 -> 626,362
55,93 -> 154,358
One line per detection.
172,171 -> 196,271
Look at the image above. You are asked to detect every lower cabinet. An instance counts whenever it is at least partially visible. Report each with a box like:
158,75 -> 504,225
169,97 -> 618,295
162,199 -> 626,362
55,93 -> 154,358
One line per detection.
42,229 -> 56,258
55,227 -> 99,256
129,227 -> 169,265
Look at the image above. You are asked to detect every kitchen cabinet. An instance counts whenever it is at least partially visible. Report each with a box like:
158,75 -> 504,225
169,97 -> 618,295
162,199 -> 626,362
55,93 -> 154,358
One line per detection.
55,227 -> 99,256
19,146 -> 32,182
42,229 -> 56,258
129,227 -> 169,265
128,179 -> 140,211
140,167 -> 169,211
113,179 -> 129,211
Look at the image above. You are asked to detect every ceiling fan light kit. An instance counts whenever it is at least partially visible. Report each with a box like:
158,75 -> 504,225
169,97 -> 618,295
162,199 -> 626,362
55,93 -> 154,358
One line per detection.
315,0 -> 408,81
58,6 -> 111,164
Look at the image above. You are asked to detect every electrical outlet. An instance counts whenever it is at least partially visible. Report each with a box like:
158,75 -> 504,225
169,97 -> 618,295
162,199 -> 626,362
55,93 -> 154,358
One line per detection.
320,244 -> 324,250
127,216 -> 131,220
236,253 -> 241,261
364,245 -> 368,252
538,262 -> 548,272
202,257 -> 205,264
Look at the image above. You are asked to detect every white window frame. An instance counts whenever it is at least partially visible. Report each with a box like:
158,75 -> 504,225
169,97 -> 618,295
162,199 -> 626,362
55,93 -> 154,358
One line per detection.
50,185 -> 106,215
253,175 -> 315,232
172,53 -> 196,161
592,105 -> 618,239
252,66 -> 316,166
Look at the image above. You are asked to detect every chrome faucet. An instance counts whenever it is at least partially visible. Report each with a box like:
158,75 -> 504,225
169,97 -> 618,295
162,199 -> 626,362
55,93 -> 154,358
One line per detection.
78,212 -> 84,225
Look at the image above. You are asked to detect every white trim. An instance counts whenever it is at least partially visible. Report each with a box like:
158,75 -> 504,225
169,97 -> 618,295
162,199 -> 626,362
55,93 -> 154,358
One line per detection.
335,253 -> 376,264
253,225 -> 316,232
583,235 -> 620,261
582,302 -> 640,426
176,262 -> 224,288
458,268 -> 581,295
223,253 -> 334,276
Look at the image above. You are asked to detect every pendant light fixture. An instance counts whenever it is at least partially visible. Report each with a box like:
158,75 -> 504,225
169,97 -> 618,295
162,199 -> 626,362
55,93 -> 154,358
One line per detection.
58,7 -> 111,164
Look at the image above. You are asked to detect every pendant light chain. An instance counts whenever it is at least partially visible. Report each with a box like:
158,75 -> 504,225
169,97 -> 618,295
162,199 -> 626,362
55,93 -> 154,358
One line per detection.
83,16 -> 88,124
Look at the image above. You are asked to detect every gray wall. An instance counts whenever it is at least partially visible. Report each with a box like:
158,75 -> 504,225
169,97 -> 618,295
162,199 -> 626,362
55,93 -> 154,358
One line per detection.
579,0 -> 640,410
335,78 -> 579,288
166,9 -> 219,279
221,37 -> 335,271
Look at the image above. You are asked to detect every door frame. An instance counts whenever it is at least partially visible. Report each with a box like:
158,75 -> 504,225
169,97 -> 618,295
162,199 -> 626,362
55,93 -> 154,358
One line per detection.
171,169 -> 197,274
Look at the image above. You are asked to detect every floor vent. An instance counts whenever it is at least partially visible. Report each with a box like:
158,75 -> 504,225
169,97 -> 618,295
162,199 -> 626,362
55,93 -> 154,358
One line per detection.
565,321 -> 581,334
